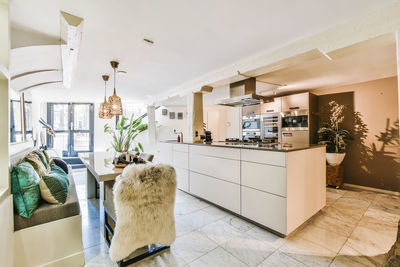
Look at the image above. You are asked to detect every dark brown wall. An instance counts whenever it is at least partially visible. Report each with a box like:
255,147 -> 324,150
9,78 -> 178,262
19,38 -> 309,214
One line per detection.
313,77 -> 400,192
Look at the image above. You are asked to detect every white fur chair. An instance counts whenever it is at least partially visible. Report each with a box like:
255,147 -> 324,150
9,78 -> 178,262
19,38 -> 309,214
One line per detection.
109,163 -> 177,266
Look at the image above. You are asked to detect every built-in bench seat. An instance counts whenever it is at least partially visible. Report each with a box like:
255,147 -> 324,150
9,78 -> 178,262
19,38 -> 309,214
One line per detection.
13,167 -> 80,231
11,147 -> 84,267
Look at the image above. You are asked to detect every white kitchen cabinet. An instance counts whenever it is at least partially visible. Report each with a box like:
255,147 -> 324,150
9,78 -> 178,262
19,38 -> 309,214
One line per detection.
158,141 -> 325,236
189,145 -> 240,160
156,142 -> 173,164
241,186 -> 287,234
281,92 -> 309,112
190,171 -> 240,214
241,149 -> 286,167
260,97 -> 281,113
241,161 -> 286,197
173,151 -> 188,169
172,144 -> 189,192
173,143 -> 189,152
190,153 -> 240,184
175,167 -> 189,192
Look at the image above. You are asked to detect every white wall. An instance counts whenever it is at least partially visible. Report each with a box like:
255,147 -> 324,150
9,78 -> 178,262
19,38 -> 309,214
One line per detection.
155,106 -> 188,143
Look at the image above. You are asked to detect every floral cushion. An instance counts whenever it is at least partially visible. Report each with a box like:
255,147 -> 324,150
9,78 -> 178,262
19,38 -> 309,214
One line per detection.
11,162 -> 41,218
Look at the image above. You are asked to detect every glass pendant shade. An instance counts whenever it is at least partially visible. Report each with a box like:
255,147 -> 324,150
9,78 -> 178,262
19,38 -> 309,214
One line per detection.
109,88 -> 123,116
99,75 -> 112,119
109,61 -> 123,116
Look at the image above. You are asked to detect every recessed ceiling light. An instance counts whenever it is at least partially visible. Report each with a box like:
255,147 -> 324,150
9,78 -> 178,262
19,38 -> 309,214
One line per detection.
143,38 -> 154,45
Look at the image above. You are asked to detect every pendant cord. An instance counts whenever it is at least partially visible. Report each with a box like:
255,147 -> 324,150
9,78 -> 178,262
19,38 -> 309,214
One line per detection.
114,67 -> 117,91
104,80 -> 107,100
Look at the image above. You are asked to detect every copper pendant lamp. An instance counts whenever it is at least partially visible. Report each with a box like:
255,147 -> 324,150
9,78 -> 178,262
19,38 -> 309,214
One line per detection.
99,75 -> 112,119
108,61 -> 123,116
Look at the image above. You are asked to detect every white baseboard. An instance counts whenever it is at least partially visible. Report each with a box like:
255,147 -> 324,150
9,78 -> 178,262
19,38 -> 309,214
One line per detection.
343,183 -> 400,196
41,251 -> 85,267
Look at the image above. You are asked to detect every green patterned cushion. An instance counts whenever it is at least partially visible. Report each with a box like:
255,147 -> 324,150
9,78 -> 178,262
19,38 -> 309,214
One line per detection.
39,165 -> 70,204
32,149 -> 49,169
11,162 -> 41,218
24,153 -> 48,177
41,149 -> 51,165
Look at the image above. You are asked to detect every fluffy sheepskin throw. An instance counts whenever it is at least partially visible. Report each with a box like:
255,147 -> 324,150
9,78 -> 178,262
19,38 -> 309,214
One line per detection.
109,163 -> 177,261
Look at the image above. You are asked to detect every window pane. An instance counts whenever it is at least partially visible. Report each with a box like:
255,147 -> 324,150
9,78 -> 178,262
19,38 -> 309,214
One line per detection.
53,132 -> 69,154
74,104 -> 90,130
74,132 -> 89,151
13,101 -> 22,131
53,104 -> 69,131
25,102 -> 32,132
10,100 -> 22,143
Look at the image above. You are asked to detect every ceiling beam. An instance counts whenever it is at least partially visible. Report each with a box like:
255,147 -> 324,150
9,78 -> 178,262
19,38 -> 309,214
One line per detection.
11,69 -> 60,80
60,11 -> 83,88
19,81 -> 62,92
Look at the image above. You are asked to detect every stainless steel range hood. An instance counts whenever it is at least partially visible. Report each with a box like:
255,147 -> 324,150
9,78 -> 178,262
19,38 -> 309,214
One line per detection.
216,78 -> 271,106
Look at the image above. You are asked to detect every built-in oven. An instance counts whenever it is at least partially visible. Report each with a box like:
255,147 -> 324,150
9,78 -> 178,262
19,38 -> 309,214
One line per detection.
281,110 -> 310,145
261,113 -> 280,143
242,114 -> 261,141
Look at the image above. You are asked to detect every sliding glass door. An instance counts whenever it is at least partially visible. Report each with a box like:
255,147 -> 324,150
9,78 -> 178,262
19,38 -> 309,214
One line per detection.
47,103 -> 94,157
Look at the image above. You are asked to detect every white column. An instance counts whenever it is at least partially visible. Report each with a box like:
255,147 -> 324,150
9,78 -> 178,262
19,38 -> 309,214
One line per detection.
147,105 -> 156,146
187,92 -> 203,143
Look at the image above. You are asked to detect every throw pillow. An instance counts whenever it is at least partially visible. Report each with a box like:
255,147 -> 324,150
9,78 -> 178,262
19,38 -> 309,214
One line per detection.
32,149 -> 49,169
51,158 -> 69,174
41,149 -> 51,165
24,153 -> 48,177
11,162 -> 41,218
39,165 -> 70,204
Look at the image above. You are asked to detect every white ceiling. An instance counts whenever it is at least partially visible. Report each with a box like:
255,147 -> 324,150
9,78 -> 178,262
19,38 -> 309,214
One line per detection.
10,0 -> 396,102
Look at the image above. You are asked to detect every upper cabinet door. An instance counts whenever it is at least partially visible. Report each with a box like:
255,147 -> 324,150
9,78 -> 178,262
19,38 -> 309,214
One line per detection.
281,93 -> 309,112
260,97 -> 281,113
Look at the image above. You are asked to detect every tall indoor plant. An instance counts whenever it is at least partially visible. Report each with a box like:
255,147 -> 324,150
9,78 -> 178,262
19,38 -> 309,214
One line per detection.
318,101 -> 352,166
104,114 -> 148,153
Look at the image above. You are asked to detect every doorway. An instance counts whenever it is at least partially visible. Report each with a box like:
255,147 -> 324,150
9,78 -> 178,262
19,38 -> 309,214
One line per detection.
47,103 -> 94,157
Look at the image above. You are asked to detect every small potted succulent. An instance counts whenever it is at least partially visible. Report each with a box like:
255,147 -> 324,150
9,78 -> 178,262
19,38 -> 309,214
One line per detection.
318,101 -> 352,166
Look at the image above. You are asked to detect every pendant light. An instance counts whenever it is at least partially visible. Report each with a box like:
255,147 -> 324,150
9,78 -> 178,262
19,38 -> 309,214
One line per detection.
108,61 -> 123,116
99,75 -> 112,119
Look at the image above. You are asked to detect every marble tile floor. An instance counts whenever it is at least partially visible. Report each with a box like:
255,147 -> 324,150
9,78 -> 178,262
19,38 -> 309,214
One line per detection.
72,170 -> 400,266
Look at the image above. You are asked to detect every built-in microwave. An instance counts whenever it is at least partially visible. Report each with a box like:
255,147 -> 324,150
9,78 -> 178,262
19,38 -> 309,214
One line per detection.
281,110 -> 309,130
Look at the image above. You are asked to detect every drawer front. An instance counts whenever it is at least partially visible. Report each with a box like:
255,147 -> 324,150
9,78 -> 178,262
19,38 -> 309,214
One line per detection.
189,145 -> 240,160
173,151 -> 188,169
173,143 -> 189,152
241,186 -> 287,234
190,172 -> 240,213
175,167 -> 189,192
241,149 -> 286,167
241,161 -> 286,197
189,154 -> 240,184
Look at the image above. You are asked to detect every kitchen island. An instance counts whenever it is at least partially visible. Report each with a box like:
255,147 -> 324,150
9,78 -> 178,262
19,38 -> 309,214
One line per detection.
156,141 -> 326,236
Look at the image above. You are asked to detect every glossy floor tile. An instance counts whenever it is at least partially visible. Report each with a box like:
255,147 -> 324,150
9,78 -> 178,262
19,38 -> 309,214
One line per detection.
73,170 -> 399,266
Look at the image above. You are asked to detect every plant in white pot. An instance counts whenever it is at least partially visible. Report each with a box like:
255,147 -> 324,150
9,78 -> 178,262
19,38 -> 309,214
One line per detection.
318,101 -> 352,166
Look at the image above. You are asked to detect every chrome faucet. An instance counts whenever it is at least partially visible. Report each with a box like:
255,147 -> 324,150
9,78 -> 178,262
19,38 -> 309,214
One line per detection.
174,129 -> 183,143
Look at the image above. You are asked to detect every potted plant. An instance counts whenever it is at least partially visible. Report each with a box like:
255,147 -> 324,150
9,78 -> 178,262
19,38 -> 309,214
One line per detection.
104,114 -> 148,155
318,101 -> 352,166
